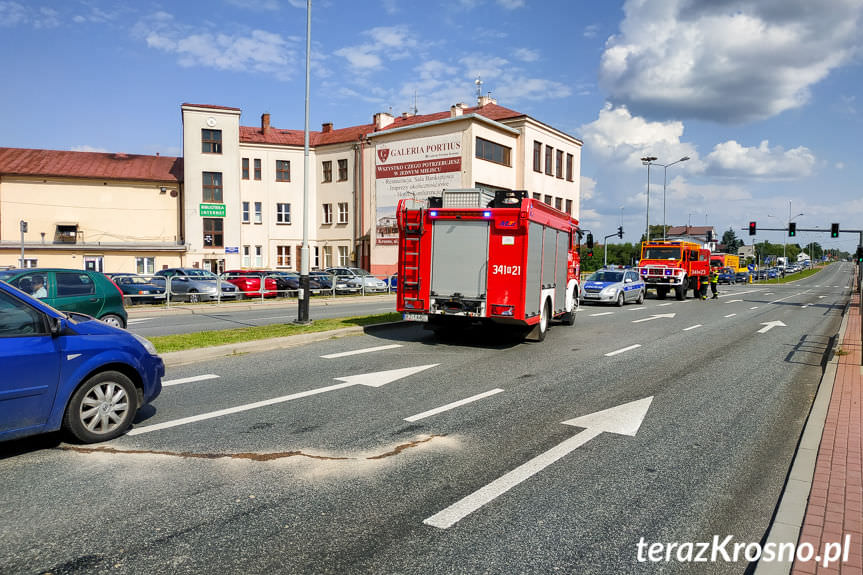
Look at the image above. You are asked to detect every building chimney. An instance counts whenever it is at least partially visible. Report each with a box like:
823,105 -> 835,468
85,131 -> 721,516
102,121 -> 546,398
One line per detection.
262,113 -> 271,135
450,103 -> 466,117
322,122 -> 333,133
477,92 -> 497,107
373,112 -> 394,130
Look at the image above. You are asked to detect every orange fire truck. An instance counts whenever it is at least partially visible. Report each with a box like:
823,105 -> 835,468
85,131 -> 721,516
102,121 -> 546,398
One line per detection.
396,189 -> 581,341
638,240 -> 711,300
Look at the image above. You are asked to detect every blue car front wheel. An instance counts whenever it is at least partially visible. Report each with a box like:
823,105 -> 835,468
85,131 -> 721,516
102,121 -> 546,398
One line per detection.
63,371 -> 139,443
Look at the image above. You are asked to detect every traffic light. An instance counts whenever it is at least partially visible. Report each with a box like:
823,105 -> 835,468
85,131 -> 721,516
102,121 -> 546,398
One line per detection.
617,226 -> 623,239
586,233 -> 594,249
788,222 -> 796,237
749,221 -> 757,236
706,230 -> 714,242
831,223 -> 840,238
856,246 -> 863,264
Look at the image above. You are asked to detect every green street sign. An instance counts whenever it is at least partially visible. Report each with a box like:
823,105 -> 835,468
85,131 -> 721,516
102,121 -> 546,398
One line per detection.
199,203 -> 226,217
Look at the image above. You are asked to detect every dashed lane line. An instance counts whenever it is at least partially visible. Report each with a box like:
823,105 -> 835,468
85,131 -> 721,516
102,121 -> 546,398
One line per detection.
682,324 -> 702,331
322,344 -> 402,359
725,314 -> 737,318
605,344 -> 641,357
404,389 -> 504,422
162,374 -> 220,387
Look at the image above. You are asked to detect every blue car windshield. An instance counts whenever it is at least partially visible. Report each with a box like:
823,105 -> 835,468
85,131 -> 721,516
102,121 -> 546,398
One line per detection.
588,271 -> 623,282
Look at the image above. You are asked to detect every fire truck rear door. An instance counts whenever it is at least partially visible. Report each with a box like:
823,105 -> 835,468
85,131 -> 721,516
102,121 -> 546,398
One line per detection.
430,220 -> 489,299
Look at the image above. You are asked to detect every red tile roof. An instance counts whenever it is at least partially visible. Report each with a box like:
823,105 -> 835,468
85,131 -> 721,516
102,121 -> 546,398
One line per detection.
667,225 -> 714,235
238,103 -> 525,146
0,148 -> 183,183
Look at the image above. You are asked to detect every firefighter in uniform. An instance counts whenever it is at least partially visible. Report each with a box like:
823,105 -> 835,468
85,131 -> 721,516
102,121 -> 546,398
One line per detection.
709,268 -> 719,299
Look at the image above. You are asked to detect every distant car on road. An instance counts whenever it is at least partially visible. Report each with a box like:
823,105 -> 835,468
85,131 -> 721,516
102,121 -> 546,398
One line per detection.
0,280 -> 163,443
717,267 -> 736,284
735,270 -> 750,283
580,268 -> 645,306
0,268 -> 128,328
154,268 -> 239,302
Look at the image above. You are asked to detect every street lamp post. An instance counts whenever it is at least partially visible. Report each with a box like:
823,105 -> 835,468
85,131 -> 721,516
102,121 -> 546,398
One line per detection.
640,156 -> 657,241
786,199 -> 804,269
657,156 -> 689,240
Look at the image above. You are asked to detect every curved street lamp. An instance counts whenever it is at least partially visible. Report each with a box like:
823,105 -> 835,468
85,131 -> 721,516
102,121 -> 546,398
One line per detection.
641,156 -> 658,241
657,157 -> 690,240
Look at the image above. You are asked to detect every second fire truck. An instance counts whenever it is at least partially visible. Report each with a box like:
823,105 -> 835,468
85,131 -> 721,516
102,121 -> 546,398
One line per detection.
638,240 -> 711,300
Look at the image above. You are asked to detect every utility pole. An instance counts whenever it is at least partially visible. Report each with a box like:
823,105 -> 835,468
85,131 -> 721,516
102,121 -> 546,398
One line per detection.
19,220 -> 27,268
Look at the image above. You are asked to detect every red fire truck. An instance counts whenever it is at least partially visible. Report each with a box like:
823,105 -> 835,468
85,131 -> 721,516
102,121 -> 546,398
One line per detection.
638,240 -> 711,300
396,189 -> 581,341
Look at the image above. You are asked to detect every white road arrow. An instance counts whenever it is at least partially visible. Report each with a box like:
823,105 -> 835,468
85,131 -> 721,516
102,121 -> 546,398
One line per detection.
632,313 -> 676,324
423,396 -> 654,529
757,320 -> 787,334
129,364 -> 439,435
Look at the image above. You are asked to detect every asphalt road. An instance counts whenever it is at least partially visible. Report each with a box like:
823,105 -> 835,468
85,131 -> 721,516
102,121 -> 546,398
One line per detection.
125,294 -> 397,337
0,263 -> 853,574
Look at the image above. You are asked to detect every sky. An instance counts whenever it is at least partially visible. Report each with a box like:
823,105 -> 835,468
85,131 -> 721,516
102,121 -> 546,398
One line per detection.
1,0 -> 862,253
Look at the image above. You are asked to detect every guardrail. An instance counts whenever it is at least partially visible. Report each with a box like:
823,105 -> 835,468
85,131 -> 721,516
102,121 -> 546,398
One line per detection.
113,272 -> 398,307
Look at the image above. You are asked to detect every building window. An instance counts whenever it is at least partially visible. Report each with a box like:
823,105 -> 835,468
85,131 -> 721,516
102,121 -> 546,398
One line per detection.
203,218 -> 224,247
545,146 -> 553,175
338,159 -> 348,181
556,150 -> 564,179
254,202 -> 262,224
20,258 -> 38,268
136,257 -> 155,275
54,224 -> 78,244
555,197 -> 563,210
242,201 -> 250,223
338,202 -> 349,224
242,158 -> 249,180
202,129 -> 222,154
566,153 -> 574,182
338,246 -> 349,266
532,193 -> 541,200
242,245 -> 250,268
313,246 -> 319,269
254,158 -> 262,180
255,245 -> 262,268
277,246 -> 291,268
565,199 -> 573,215
276,160 -> 290,182
322,203 -> 333,224
277,203 -> 291,224
323,246 -> 333,268
322,160 -> 332,183
475,137 -> 511,166
202,172 -> 223,203
543,195 -> 552,205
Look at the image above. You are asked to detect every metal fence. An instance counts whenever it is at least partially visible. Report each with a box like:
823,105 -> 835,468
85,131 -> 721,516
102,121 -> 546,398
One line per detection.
112,272 -> 398,307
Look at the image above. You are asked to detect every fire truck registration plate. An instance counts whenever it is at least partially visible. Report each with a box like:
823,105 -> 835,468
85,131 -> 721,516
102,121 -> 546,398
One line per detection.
403,313 -> 428,322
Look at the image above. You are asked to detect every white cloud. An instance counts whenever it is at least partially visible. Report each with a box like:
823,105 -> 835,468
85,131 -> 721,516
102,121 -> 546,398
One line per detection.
70,145 -> 109,153
135,12 -> 297,80
580,176 -> 596,201
705,140 -> 816,179
599,0 -> 863,123
335,25 -> 417,72
497,0 -> 525,8
836,162 -> 846,169
583,24 -> 599,39
513,48 -> 539,62
0,1 -> 27,27
225,0 -> 280,10
0,1 -> 60,28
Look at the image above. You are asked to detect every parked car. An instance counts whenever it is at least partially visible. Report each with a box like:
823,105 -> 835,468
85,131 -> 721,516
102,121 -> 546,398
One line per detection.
0,268 -> 128,328
717,267 -> 736,284
580,268 -> 645,306
0,280 -> 163,443
112,274 -> 167,304
311,270 -> 359,294
222,270 -> 280,298
154,268 -> 239,302
324,267 -> 389,293
265,271 -> 325,295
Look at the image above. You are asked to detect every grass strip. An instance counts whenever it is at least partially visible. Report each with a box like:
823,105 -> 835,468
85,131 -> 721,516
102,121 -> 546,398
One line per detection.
753,266 -> 822,285
149,312 -> 402,353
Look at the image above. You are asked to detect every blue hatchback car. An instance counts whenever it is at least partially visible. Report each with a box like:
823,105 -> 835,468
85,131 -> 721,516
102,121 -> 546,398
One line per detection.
0,280 -> 163,444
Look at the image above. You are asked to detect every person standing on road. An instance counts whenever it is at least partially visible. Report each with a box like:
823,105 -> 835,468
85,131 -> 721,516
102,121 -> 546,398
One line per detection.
709,268 -> 719,299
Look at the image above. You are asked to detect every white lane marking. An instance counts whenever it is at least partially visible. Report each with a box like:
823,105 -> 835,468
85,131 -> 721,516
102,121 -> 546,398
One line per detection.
632,313 -> 675,324
750,306 -> 759,310
322,344 -> 403,359
656,303 -> 673,307
130,364 -> 438,435
605,344 -> 641,357
765,292 -> 774,295
724,314 -> 737,318
424,397 -> 653,529
128,382 -> 356,435
590,312 -> 614,317
819,296 -> 827,299
801,305 -> 809,309
725,299 -> 743,303
682,324 -> 702,331
127,318 -> 154,324
404,389 -> 504,422
626,307 -> 648,311
758,321 -> 787,334
162,374 -> 220,387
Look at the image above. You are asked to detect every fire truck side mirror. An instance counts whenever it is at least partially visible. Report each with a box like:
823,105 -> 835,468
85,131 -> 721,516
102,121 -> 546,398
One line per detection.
586,233 -> 594,249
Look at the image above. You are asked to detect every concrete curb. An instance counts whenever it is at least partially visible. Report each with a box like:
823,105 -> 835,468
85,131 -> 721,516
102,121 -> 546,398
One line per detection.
159,321 -> 410,368
754,301 -> 850,574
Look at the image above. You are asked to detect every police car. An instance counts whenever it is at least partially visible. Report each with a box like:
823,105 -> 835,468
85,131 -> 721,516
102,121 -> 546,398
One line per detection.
580,267 -> 646,306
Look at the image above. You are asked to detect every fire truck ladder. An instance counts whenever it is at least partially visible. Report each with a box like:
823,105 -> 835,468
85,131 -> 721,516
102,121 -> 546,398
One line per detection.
399,207 -> 424,309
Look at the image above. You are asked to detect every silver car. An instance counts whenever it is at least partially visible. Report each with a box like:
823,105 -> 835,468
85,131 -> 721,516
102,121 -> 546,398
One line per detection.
324,267 -> 389,293
153,268 -> 239,302
580,268 -> 645,306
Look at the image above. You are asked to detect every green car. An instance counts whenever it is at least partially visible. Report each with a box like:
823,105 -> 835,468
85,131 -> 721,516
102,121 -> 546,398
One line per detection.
0,268 -> 128,328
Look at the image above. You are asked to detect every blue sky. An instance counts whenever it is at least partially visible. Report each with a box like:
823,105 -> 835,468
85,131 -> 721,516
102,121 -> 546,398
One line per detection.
2,0 -> 862,252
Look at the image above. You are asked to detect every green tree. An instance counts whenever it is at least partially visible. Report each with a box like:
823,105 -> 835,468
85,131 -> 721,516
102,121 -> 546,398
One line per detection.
721,227 -> 743,253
